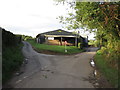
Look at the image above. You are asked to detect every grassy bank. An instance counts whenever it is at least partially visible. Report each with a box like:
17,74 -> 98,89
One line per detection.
2,43 -> 24,84
27,40 -> 84,54
94,51 -> 118,88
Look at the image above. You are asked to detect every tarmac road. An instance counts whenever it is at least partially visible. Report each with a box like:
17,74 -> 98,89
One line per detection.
7,41 -> 98,88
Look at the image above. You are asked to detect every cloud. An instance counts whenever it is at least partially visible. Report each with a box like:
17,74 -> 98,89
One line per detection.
0,0 -> 95,39
0,0 -> 68,37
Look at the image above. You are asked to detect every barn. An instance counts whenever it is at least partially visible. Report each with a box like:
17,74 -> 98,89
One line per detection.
36,29 -> 88,47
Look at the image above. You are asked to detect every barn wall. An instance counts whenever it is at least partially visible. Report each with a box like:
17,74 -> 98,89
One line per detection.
36,34 -> 88,47
38,35 -> 45,44
54,37 -> 75,46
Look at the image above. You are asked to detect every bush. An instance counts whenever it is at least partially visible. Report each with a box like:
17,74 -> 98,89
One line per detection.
2,29 -> 22,48
95,52 -> 118,88
2,44 -> 24,84
97,46 -> 119,69
2,28 -> 24,84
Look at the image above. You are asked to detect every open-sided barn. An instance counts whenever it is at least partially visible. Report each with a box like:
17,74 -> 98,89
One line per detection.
36,29 -> 88,47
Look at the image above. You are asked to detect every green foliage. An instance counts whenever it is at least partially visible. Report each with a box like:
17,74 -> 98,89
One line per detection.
57,2 -> 120,87
58,2 -> 120,40
58,1 -> 120,65
2,44 -> 24,83
78,43 -> 81,48
2,29 -> 22,48
97,45 -> 119,69
2,28 -> 24,84
98,47 -> 107,54
27,40 -> 84,54
21,35 -> 33,41
94,52 -> 118,88
88,40 -> 96,46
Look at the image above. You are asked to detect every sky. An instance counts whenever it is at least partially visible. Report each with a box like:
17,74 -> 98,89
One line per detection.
0,0 -> 95,40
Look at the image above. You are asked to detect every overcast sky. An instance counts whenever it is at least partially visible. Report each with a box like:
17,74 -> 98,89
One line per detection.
0,0 -> 95,40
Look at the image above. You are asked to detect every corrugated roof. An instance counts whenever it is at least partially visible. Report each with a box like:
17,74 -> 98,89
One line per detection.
38,29 -> 78,36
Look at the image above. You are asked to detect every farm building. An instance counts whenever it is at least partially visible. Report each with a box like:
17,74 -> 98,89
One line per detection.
36,29 -> 88,47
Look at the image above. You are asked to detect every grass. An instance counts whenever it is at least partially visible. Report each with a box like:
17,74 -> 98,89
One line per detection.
27,39 -> 84,54
94,51 -> 118,88
2,43 -> 24,84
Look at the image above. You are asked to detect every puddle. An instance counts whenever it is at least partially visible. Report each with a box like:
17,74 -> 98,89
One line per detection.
94,70 -> 97,77
23,58 -> 28,64
89,59 -> 100,88
15,71 -> 24,76
90,59 -> 95,67
41,69 -> 50,72
89,58 -> 113,88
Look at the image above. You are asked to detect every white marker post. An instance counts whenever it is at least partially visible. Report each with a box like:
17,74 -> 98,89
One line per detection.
64,41 -> 67,52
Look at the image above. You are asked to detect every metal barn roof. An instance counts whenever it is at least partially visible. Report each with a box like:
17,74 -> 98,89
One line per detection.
36,29 -> 79,37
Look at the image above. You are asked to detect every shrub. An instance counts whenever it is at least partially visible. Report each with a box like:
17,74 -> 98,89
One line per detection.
2,28 -> 24,83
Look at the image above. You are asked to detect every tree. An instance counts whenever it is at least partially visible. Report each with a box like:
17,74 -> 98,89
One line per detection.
57,1 -> 120,68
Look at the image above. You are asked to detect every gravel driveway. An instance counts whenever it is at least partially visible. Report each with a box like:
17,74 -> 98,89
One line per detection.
7,41 -> 97,88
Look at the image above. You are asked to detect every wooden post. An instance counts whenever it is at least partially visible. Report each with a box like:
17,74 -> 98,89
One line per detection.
64,41 -> 67,52
60,37 -> 62,46
75,36 -> 77,46
46,37 -> 48,44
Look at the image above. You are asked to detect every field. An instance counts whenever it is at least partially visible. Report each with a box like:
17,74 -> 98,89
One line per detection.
27,39 -> 84,55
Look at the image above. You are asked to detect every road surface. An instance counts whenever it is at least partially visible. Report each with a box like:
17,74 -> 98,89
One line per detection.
7,41 -> 98,88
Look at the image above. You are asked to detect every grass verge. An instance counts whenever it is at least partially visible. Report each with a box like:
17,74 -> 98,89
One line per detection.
2,43 -> 24,84
27,39 -> 84,55
94,51 -> 118,88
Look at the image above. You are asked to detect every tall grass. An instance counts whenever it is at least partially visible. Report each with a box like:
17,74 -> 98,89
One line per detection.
94,51 -> 118,88
27,40 -> 84,54
2,44 -> 24,84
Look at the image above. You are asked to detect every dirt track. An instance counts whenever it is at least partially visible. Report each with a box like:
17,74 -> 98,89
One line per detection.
7,41 -> 98,88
